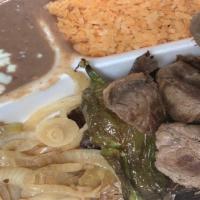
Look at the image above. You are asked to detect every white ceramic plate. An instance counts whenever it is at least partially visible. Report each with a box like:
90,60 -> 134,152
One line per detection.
0,38 -> 200,123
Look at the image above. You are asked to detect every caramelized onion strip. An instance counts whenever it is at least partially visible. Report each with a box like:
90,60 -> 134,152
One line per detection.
21,184 -> 101,199
0,150 -> 61,168
24,95 -> 82,130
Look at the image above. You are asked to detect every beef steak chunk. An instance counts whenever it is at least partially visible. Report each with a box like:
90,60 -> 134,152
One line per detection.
103,73 -> 165,133
157,59 -> 200,123
156,123 -> 200,189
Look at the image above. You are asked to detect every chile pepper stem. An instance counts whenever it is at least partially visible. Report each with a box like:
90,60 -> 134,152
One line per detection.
76,59 -> 105,84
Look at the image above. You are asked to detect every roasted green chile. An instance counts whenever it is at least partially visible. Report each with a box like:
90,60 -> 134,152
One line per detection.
79,59 -> 169,200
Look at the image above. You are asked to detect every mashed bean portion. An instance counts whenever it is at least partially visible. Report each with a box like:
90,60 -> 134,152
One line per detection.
47,0 -> 200,57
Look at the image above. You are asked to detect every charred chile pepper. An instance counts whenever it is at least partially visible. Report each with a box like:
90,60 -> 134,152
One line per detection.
79,59 -> 169,200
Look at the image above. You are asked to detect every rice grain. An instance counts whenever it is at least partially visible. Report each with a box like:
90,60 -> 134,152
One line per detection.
47,0 -> 200,57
